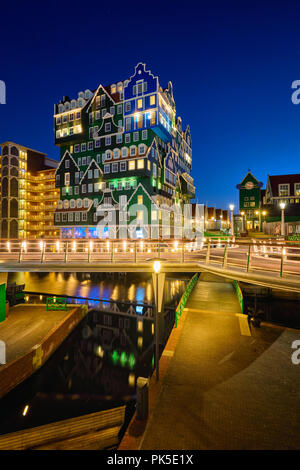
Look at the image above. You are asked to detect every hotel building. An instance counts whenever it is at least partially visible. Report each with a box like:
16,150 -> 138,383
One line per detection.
0,142 -> 59,239
53,63 -> 195,239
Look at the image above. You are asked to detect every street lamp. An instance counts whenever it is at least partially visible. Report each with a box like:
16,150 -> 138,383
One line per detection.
240,211 -> 245,233
229,204 -> 234,236
153,260 -> 161,381
280,202 -> 286,237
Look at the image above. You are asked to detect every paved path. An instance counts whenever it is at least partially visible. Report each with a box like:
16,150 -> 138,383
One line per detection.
140,273 -> 300,450
0,304 -> 73,363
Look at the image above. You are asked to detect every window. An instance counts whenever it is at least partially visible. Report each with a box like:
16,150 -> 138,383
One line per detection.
113,149 -> 120,159
137,210 -> 143,221
82,213 -> 87,221
117,181 -> 122,190
137,114 -> 143,128
81,143 -> 86,152
88,170 -> 93,179
150,111 -> 156,125
105,136 -> 111,146
82,184 -> 87,193
94,169 -> 99,178
82,157 -> 87,165
295,183 -> 300,196
105,150 -> 112,160
137,98 -> 143,109
147,160 -> 151,171
56,116 -> 61,125
104,164 -> 110,174
133,132 -> 139,142
88,184 -> 93,192
105,123 -> 111,132
84,199 -> 89,208
117,104 -> 122,114
116,134 -> 122,144
112,163 -> 118,172
120,195 -> 127,206
68,213 -> 74,222
76,111 -> 81,120
102,108 -> 107,117
96,154 -> 101,163
129,161 -> 135,170
120,162 -> 126,171
125,134 -> 130,143
139,144 -> 145,155
125,181 -> 131,190
110,106 -> 115,115
64,173 -> 70,185
109,182 -> 115,190
142,130 -> 148,140
279,184 -> 289,196
122,147 -> 128,158
62,214 -> 67,222
75,212 -> 80,222
96,110 -> 101,120
74,144 -> 79,153
70,200 -> 75,209
130,146 -> 137,156
88,141 -> 93,150
126,118 -> 131,131
75,186 -> 79,195
126,102 -> 131,112
152,210 -> 157,220
111,84 -> 116,94
137,159 -> 144,169
101,95 -> 106,106
138,195 -> 143,204
150,95 -> 155,105
95,139 -> 100,148
55,213 -> 60,222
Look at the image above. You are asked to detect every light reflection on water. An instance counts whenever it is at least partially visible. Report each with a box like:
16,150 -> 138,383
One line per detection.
8,272 -> 188,306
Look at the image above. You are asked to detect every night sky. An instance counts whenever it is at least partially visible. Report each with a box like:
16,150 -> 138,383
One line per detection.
1,0 -> 300,210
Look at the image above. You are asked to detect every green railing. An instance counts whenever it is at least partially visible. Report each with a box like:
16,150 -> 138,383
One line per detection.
232,280 -> 243,313
175,273 -> 199,327
46,297 -> 67,311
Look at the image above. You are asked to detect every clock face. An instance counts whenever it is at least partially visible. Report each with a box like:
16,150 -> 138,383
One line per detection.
245,181 -> 254,190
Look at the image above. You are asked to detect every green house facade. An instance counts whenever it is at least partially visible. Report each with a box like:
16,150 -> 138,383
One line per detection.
54,63 -> 195,239
236,172 -> 263,231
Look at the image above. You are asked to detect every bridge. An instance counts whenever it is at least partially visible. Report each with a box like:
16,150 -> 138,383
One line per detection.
1,239 -> 300,292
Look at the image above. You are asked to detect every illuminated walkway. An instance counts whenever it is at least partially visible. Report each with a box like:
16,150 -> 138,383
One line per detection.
138,274 -> 300,450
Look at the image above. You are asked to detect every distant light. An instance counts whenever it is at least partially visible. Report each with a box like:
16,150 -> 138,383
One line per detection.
280,202 -> 286,210
153,260 -> 161,273
229,204 -> 234,211
22,405 -> 29,416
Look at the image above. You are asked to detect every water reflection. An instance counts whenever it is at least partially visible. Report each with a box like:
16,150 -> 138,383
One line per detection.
0,272 -> 190,436
8,272 -> 187,307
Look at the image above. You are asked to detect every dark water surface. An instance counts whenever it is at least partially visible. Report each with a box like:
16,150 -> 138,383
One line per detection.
0,272 -> 190,437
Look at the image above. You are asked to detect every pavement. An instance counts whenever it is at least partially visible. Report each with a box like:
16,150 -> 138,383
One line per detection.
0,304 -> 73,363
138,273 -> 300,450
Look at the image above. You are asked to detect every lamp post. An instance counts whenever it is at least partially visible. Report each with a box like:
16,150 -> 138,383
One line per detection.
262,210 -> 267,233
240,211 -> 245,233
229,204 -> 234,236
153,260 -> 163,381
280,202 -> 286,237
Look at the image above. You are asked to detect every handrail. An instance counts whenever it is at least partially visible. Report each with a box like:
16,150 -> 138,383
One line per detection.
232,280 -> 244,313
174,273 -> 199,327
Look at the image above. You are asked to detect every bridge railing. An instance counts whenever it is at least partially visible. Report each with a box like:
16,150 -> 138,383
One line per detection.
0,238 -> 300,279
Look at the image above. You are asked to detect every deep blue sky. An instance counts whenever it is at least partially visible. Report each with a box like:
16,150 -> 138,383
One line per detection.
1,0 -> 300,210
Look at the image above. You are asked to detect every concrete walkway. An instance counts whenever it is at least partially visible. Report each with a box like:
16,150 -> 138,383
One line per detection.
139,274 -> 300,450
0,304 -> 73,363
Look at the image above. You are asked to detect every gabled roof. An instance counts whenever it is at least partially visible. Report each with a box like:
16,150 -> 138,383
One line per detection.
79,159 -> 103,185
56,150 -> 80,172
268,174 -> 300,197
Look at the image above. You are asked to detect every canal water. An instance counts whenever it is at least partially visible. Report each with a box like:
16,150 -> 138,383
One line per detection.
0,272 -> 190,437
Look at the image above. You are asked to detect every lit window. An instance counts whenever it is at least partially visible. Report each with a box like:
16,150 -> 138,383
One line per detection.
138,195 -> 143,204
137,210 -> 143,221
150,95 -> 155,105
137,159 -> 144,169
137,99 -> 143,109
129,161 -> 135,170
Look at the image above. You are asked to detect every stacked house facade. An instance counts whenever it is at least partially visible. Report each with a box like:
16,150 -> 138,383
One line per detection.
0,142 -> 59,239
53,63 -> 195,239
